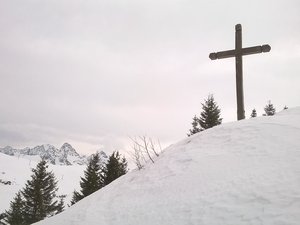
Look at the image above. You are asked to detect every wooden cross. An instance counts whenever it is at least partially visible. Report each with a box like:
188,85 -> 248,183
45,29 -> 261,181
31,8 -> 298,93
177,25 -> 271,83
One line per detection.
209,24 -> 271,120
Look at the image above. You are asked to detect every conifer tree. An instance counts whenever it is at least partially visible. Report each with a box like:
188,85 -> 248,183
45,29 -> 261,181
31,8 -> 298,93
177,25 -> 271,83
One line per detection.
71,152 -> 103,205
22,160 -> 60,224
199,95 -> 222,130
264,101 -> 276,116
70,190 -> 83,205
187,115 -> 202,136
4,192 -> 26,225
56,196 -> 65,215
250,108 -> 257,118
102,151 -> 128,186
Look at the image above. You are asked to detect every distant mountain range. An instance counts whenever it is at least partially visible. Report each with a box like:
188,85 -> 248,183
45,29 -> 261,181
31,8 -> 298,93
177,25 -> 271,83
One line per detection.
0,143 -> 108,166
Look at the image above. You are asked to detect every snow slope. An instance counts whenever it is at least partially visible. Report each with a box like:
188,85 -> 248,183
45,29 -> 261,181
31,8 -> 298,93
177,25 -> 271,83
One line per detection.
0,154 -> 85,213
34,108 -> 300,224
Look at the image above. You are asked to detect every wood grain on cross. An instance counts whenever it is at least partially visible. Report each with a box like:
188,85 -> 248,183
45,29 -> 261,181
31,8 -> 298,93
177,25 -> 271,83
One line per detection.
209,24 -> 271,120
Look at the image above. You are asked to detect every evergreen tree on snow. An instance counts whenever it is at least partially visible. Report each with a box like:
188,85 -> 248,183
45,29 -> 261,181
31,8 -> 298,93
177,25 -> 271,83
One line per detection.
264,101 -> 276,116
187,115 -> 202,136
21,160 -> 60,224
71,152 -> 103,205
4,192 -> 26,225
56,196 -> 65,214
198,95 -> 222,130
80,152 -> 103,196
250,108 -> 257,118
102,151 -> 128,186
283,105 -> 288,110
70,190 -> 83,205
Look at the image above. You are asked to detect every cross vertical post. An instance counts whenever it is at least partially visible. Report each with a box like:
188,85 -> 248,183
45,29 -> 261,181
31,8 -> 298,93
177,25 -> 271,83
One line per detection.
209,24 -> 271,121
235,24 -> 245,120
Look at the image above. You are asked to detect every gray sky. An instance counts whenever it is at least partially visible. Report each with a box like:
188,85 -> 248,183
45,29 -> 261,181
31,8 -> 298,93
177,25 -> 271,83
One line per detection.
1,0 -> 300,155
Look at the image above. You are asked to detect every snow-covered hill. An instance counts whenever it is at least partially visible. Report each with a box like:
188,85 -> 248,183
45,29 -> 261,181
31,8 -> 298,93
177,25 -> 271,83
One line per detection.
0,143 -> 89,165
34,107 -> 300,225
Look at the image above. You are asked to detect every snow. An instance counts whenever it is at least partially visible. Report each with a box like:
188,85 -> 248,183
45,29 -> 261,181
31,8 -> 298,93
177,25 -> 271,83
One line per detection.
4,107 -> 300,225
0,155 -> 85,212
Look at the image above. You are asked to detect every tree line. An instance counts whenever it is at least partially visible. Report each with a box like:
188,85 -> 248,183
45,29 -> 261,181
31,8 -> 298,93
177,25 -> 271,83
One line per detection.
250,100 -> 285,118
70,151 -> 127,205
187,95 -> 286,136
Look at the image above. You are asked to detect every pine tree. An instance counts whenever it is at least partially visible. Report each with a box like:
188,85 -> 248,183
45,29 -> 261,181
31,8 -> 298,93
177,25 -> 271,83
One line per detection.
102,151 -> 128,186
264,101 -> 276,116
71,152 -> 103,205
187,115 -> 202,136
70,190 -> 83,205
22,160 -> 60,224
56,196 -> 65,215
199,95 -> 222,130
250,108 -> 257,118
4,192 -> 26,225
80,152 -> 103,196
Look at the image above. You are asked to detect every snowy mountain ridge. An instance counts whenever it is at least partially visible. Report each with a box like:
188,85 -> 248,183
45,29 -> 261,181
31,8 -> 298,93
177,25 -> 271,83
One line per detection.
0,143 -> 107,166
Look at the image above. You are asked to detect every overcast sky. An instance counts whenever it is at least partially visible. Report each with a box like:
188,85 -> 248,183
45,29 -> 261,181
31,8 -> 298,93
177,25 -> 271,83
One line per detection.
0,0 -> 299,155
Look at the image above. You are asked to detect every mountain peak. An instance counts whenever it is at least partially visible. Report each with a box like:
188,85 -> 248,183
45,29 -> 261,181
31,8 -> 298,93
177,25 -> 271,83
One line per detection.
3,146 -> 13,150
0,146 -> 14,155
61,142 -> 73,149
60,143 -> 78,155
0,143 -> 86,165
97,150 -> 108,158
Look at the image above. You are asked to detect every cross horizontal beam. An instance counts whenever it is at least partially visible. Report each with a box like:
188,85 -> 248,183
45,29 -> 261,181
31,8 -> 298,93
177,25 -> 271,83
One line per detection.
209,44 -> 271,60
